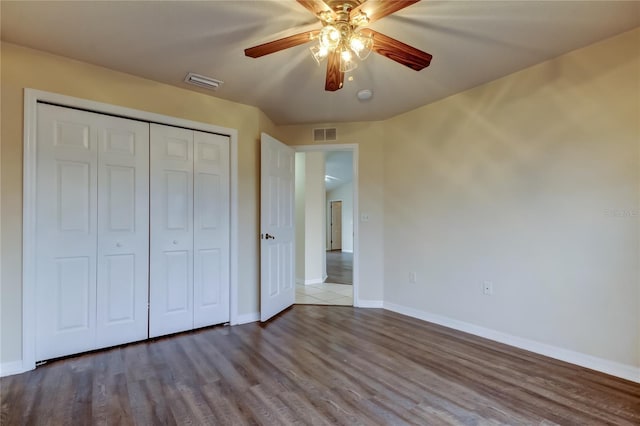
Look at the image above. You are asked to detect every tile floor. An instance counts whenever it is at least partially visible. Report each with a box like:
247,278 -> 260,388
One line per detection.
295,282 -> 353,305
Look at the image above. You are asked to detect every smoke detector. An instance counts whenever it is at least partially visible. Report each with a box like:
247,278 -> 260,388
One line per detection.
357,89 -> 373,101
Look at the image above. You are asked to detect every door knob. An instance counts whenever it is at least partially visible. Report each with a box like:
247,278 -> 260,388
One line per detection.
173,240 -> 178,245
116,242 -> 122,248
262,233 -> 276,240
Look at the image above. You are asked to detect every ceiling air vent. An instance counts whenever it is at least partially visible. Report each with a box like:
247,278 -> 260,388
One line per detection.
313,127 -> 337,142
184,72 -> 223,91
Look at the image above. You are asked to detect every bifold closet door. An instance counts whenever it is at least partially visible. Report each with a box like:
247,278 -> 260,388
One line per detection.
193,131 -> 230,328
96,113 -> 149,348
149,124 -> 230,337
149,124 -> 195,337
35,103 -> 149,361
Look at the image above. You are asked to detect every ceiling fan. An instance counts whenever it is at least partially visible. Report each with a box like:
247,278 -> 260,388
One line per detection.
244,0 -> 432,92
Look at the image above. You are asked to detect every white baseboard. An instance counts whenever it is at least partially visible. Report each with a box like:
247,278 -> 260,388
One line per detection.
233,312 -> 260,325
355,299 -> 384,308
383,302 -> 640,384
341,250 -> 353,253
0,360 -> 26,378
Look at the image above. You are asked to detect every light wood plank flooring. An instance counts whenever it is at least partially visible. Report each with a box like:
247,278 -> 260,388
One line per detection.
1,306 -> 638,425
326,250 -> 352,285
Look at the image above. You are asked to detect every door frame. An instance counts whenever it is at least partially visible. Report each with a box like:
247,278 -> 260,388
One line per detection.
294,144 -> 359,305
22,89 -> 239,372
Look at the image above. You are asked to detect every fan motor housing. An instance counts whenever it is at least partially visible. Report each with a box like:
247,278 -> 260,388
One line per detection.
327,0 -> 366,13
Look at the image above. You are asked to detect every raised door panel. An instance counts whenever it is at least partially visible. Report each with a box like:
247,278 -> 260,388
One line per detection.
96,117 -> 149,347
193,131 -> 230,327
149,124 -> 194,337
36,103 -> 98,360
165,251 -> 190,312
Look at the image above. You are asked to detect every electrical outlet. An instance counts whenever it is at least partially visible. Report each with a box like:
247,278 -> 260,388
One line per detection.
482,281 -> 493,296
409,272 -> 417,283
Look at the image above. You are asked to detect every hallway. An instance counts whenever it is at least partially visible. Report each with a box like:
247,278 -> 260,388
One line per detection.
296,251 -> 353,305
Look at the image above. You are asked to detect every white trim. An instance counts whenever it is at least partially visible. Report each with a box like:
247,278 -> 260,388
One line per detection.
22,88 -> 239,373
234,312 -> 260,325
302,278 -> 325,285
229,124 -> 239,326
383,302 -> 640,383
356,300 -> 384,308
341,249 -> 353,253
294,144 -> 359,306
0,361 -> 25,377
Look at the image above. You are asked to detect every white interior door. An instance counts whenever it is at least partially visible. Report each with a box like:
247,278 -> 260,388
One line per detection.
260,133 -> 295,322
193,131 -> 230,327
149,124 -> 194,337
331,200 -> 342,250
36,104 -> 99,360
96,115 -> 149,348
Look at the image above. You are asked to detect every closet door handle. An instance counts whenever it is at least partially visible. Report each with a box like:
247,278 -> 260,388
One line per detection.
116,242 -> 122,248
172,240 -> 178,245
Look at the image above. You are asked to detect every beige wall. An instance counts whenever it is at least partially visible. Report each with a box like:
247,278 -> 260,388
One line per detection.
294,153 -> 306,283
277,122 -> 387,303
383,28 -> 640,367
0,42 -> 265,363
303,152 -> 326,283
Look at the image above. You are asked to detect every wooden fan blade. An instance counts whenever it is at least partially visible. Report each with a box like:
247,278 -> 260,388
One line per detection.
367,29 -> 432,71
325,50 -> 344,91
245,30 -> 320,58
351,0 -> 420,25
297,0 -> 336,20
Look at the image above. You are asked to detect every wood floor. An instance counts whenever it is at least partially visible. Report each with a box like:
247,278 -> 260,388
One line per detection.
2,306 -> 639,425
326,250 -> 352,284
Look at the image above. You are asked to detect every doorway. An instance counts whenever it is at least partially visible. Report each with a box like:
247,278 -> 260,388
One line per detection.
294,146 -> 357,306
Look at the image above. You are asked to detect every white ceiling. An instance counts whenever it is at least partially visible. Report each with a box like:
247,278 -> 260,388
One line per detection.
1,1 -> 638,125
325,151 -> 353,191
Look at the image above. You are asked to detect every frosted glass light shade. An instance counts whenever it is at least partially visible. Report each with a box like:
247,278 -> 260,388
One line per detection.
310,44 -> 329,64
339,48 -> 358,72
350,31 -> 373,60
319,25 -> 341,50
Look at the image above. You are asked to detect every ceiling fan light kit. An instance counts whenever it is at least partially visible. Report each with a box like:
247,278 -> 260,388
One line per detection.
309,11 -> 373,72
244,0 -> 432,92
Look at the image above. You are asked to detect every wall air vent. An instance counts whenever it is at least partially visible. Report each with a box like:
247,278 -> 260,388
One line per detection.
312,127 -> 338,142
184,72 -> 223,91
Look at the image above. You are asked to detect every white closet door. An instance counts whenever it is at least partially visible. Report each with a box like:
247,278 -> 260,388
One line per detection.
149,124 -> 194,337
193,131 -> 230,328
36,104 -> 99,360
36,104 -> 150,360
96,115 -> 149,348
